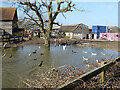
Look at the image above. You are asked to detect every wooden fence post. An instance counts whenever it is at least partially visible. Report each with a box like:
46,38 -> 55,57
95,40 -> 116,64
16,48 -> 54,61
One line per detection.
100,62 -> 106,83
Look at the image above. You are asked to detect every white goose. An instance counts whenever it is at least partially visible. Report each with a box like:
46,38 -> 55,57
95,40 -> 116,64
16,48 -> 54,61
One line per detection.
91,52 -> 97,56
83,51 -> 87,53
28,53 -> 31,56
63,45 -> 66,50
83,56 -> 88,60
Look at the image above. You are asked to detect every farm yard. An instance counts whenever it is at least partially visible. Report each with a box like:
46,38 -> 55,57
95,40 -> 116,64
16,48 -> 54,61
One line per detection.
1,1 -> 120,89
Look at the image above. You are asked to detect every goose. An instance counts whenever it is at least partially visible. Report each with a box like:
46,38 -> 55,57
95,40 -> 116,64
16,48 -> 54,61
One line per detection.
91,52 -> 97,56
101,52 -> 106,55
83,51 -> 87,53
83,56 -> 88,60
39,46 -> 41,49
63,45 -> 66,50
2,54 -> 6,58
28,53 -> 31,56
39,61 -> 43,67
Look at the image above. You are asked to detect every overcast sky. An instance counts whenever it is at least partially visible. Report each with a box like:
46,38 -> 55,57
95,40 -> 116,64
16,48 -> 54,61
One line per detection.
0,1 -> 119,27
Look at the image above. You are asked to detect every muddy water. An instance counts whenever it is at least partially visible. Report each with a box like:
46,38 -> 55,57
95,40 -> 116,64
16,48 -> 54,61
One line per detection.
2,45 -> 120,88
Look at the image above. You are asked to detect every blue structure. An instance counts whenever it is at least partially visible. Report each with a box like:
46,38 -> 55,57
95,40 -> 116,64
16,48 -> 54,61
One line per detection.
92,25 -> 107,39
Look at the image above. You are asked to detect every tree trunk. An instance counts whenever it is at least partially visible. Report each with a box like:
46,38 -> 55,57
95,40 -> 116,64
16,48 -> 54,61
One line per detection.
44,36 -> 50,47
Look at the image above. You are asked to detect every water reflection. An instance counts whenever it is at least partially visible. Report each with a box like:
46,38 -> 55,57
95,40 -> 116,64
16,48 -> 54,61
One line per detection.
2,45 -> 120,88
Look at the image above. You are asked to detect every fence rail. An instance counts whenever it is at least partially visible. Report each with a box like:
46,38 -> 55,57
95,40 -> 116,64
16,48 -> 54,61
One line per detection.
58,57 -> 120,89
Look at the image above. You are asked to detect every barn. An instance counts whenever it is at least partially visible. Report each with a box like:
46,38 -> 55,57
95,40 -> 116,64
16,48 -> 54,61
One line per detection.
59,24 -> 90,39
0,7 -> 19,35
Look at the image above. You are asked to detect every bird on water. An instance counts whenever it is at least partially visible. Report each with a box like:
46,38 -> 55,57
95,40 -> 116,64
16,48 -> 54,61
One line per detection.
39,61 -> 43,67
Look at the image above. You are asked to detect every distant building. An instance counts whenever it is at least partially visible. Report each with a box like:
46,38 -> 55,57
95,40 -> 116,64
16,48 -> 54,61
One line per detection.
100,33 -> 120,41
92,25 -> 108,39
59,24 -> 89,39
51,26 -> 61,38
109,26 -> 120,33
0,7 -> 19,35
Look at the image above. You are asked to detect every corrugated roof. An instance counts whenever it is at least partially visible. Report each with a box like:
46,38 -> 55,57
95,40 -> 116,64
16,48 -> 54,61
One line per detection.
0,7 -> 17,21
59,24 -> 79,32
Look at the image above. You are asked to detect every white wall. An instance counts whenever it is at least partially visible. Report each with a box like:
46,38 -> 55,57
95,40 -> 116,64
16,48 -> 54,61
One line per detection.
65,32 -> 73,38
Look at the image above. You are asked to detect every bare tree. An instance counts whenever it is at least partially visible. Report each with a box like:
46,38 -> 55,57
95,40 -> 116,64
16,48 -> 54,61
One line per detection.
13,0 -> 76,47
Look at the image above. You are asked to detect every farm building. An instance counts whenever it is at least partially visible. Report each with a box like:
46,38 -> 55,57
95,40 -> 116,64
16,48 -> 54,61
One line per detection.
92,25 -> 109,39
51,26 -> 61,38
109,26 -> 120,33
100,33 -> 120,41
59,24 -> 91,39
0,7 -> 19,35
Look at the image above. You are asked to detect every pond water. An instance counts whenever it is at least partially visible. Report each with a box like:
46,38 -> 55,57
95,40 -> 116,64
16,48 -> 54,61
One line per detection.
1,45 -> 120,88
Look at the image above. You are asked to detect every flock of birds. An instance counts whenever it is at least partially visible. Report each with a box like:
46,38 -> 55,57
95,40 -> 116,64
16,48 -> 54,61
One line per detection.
2,44 -> 107,68
2,46 -> 44,67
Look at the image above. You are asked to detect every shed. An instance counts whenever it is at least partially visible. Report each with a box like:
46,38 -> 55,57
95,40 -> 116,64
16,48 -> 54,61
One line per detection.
59,24 -> 89,39
0,7 -> 18,35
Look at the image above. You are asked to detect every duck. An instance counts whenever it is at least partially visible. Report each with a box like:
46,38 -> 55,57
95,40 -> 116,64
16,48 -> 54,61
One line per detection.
9,54 -> 12,58
83,56 -> 88,60
2,54 -> 6,58
33,50 -> 37,54
91,52 -> 97,56
83,51 -> 87,53
39,46 -> 41,49
40,53 -> 44,55
101,52 -> 106,55
72,50 -> 76,53
34,58 -> 37,60
39,61 -> 43,67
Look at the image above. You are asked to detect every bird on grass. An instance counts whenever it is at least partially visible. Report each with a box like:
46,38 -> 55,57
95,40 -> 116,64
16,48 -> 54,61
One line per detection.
39,61 -> 43,67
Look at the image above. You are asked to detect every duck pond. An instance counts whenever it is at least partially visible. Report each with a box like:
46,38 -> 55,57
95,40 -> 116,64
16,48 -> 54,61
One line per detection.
1,45 -> 120,88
